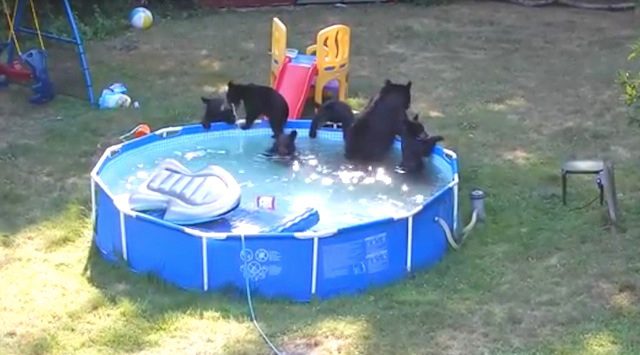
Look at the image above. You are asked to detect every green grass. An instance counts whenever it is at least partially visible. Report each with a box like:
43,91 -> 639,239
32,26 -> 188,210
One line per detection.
1,2 -> 639,354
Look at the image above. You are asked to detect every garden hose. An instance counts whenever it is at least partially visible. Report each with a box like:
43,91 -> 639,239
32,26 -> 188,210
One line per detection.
240,234 -> 283,355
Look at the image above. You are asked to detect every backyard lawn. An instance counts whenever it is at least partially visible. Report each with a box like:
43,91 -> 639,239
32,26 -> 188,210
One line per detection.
0,2 -> 639,354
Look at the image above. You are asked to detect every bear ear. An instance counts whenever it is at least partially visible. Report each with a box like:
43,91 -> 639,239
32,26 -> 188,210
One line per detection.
201,97 -> 210,104
406,81 -> 412,89
227,80 -> 235,87
384,79 -> 391,86
289,130 -> 298,140
412,114 -> 419,122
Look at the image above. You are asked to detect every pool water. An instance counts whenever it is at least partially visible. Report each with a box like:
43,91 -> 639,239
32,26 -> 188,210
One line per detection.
99,128 -> 451,231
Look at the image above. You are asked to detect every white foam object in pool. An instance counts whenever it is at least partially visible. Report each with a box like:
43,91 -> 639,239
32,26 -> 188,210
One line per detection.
128,159 -> 241,225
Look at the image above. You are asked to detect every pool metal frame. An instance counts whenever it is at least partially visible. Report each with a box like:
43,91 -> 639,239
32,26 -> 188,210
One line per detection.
91,120 -> 459,302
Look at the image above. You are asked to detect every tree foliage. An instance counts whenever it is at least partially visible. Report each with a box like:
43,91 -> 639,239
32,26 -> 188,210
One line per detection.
617,39 -> 640,123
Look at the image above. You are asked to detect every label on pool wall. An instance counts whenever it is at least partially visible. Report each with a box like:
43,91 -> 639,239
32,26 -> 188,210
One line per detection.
239,248 -> 282,282
364,233 -> 390,274
321,232 -> 389,279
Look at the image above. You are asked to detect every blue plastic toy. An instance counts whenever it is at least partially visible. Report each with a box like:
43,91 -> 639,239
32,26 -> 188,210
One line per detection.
20,49 -> 54,104
98,83 -> 132,109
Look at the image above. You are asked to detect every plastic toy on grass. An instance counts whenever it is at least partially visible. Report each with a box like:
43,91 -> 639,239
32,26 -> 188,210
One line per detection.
269,17 -> 351,119
99,83 -> 133,109
119,123 -> 151,141
129,7 -> 153,30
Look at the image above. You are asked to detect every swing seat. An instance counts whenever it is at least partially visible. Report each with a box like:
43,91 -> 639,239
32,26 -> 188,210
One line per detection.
0,59 -> 32,82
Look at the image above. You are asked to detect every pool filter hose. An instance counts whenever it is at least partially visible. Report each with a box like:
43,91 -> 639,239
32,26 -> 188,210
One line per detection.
438,189 -> 486,250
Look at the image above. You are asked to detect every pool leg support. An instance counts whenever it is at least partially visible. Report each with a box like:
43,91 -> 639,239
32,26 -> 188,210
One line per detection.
436,189 -> 486,250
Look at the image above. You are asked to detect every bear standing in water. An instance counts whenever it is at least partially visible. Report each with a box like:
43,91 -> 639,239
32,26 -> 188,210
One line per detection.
344,79 -> 412,162
263,130 -> 298,158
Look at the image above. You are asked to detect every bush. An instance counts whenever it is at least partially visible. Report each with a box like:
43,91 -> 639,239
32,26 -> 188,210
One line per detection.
617,39 -> 640,125
20,1 -> 200,40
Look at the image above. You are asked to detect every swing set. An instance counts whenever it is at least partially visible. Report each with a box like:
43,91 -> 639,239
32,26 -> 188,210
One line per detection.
0,0 -> 94,105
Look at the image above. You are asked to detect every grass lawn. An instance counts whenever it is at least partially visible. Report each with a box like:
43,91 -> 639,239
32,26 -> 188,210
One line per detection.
1,2 -> 639,354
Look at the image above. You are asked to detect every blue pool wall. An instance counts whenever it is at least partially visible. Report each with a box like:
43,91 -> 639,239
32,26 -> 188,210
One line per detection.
91,120 -> 459,302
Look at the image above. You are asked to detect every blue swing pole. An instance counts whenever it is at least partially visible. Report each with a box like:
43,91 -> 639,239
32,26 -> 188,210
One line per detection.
3,0 -> 96,105
62,0 -> 95,105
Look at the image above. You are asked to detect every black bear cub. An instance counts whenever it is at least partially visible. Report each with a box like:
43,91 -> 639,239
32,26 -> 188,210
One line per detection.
201,96 -> 236,130
226,81 -> 289,137
264,130 -> 298,158
309,100 -> 354,139
398,114 -> 444,174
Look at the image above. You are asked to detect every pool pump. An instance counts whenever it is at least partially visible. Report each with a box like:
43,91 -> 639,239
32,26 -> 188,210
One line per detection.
436,188 -> 486,250
470,189 -> 486,223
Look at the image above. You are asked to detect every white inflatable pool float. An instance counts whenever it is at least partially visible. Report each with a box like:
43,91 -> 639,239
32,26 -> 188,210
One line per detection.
128,159 -> 241,225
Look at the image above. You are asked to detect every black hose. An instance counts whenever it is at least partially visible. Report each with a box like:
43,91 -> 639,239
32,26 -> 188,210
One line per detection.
568,195 -> 600,212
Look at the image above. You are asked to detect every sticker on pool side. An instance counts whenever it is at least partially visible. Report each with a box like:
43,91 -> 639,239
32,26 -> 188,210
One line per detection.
257,195 -> 276,210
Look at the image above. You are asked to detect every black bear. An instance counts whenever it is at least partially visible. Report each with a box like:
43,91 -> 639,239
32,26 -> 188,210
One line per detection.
398,114 -> 444,174
200,96 -> 237,130
226,81 -> 289,137
309,99 -> 355,140
344,79 -> 412,162
403,113 -> 429,140
264,130 -> 298,158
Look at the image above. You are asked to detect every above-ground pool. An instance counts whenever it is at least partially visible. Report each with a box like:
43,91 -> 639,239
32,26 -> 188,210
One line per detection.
91,119 -> 459,302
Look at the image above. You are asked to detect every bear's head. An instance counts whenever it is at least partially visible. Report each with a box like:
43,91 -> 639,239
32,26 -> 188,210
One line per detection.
226,81 -> 245,106
379,79 -> 412,110
268,130 -> 298,157
201,96 -> 236,129
403,114 -> 429,140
